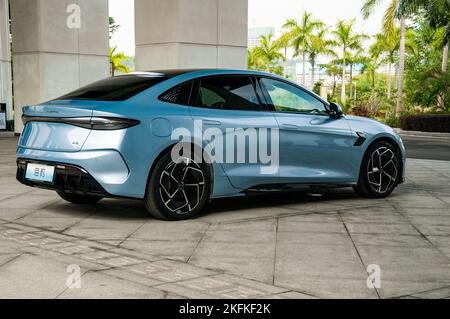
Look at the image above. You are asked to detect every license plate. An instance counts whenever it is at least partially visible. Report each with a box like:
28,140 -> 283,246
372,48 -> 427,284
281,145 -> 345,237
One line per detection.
25,163 -> 55,183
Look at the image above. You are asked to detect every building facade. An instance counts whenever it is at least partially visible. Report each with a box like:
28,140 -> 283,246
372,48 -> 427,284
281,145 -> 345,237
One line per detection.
0,0 -> 248,134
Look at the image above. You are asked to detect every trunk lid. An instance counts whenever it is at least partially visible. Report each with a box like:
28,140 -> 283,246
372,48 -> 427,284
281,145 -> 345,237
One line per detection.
19,101 -> 95,152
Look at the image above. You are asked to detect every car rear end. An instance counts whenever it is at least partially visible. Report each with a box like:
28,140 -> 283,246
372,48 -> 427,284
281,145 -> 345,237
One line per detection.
16,74 -> 169,199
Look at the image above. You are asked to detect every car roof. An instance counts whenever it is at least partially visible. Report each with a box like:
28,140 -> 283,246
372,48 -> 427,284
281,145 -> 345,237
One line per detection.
122,69 -> 273,78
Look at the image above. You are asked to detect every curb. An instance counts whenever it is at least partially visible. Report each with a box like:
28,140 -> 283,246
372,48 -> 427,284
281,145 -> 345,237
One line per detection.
395,129 -> 450,139
0,131 -> 15,138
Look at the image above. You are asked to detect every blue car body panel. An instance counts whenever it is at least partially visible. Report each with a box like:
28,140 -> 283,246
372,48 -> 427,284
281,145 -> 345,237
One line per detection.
17,69 -> 406,199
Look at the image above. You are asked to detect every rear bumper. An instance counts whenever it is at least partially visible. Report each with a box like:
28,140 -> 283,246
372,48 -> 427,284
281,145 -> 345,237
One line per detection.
17,159 -> 108,197
16,147 -> 132,197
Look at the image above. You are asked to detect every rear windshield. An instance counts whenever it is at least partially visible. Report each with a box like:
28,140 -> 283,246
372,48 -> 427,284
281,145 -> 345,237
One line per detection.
57,76 -> 170,101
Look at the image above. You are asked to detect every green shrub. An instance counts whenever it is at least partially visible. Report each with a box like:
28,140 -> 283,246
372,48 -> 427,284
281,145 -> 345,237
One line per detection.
383,116 -> 400,128
400,114 -> 450,132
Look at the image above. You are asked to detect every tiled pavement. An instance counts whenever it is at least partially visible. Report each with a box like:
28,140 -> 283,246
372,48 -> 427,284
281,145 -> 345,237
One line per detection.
1,137 -> 450,298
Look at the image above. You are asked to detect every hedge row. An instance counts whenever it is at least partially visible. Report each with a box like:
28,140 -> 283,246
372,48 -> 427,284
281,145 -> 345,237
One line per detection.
400,114 -> 450,132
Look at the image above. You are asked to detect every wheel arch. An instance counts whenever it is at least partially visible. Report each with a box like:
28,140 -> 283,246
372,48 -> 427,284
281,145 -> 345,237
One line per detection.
362,136 -> 404,182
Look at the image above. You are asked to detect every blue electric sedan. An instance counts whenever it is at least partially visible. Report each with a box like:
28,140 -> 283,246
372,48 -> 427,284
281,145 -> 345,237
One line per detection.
16,69 -> 405,220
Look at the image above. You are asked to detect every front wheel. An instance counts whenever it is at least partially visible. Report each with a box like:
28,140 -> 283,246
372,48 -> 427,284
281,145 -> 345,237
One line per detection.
354,141 -> 401,198
144,150 -> 211,220
57,191 -> 103,204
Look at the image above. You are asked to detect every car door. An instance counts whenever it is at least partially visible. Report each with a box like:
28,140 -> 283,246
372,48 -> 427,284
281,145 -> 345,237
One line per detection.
189,75 -> 279,190
258,76 -> 356,184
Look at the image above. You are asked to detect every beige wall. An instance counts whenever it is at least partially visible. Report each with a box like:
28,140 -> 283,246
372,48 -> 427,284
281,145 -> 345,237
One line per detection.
134,0 -> 248,71
0,0 -> 12,121
10,0 -> 110,133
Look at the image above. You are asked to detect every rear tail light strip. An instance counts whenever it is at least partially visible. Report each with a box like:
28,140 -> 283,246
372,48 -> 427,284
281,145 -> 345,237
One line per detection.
22,116 -> 140,130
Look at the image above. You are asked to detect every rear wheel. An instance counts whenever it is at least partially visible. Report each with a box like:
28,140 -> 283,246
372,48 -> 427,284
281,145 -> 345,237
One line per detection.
57,191 -> 103,204
354,141 -> 401,198
144,149 -> 211,220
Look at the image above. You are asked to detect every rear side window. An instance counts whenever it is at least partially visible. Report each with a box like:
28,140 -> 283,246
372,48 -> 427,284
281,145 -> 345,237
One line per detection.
57,76 -> 170,101
159,81 -> 193,105
192,76 -> 262,111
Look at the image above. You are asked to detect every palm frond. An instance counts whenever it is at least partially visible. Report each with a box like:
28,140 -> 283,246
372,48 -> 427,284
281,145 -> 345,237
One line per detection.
383,0 -> 398,39
361,0 -> 384,19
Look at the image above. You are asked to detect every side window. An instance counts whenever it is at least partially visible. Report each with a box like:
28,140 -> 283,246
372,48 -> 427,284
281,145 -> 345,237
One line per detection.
260,78 -> 327,114
193,76 -> 262,111
159,81 -> 193,105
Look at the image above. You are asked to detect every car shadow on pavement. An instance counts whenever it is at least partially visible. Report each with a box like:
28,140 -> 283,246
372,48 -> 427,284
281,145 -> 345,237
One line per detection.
48,187 -> 374,220
202,188 -> 360,215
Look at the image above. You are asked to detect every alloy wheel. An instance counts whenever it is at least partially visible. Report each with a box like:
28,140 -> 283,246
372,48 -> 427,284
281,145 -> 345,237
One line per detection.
159,157 -> 205,215
366,147 -> 398,194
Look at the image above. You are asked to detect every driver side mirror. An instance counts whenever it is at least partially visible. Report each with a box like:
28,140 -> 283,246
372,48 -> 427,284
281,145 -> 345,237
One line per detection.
328,102 -> 343,118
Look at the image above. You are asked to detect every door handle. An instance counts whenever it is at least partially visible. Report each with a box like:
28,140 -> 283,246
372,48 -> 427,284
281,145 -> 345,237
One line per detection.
203,120 -> 221,126
280,123 -> 300,130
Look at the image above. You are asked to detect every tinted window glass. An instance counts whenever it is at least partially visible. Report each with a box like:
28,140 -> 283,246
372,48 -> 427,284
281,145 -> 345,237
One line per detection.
159,82 -> 193,105
57,76 -> 169,101
193,76 -> 261,111
260,78 -> 327,114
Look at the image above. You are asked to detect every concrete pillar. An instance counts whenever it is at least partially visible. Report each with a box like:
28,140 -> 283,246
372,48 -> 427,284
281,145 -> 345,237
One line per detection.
0,0 -> 13,122
134,0 -> 248,71
10,0 -> 110,134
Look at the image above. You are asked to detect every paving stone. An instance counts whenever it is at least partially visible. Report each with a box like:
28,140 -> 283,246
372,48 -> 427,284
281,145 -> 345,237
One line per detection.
344,222 -> 418,235
378,281 -> 450,299
0,254 -> 75,298
351,233 -> 432,248
156,274 -> 287,299
124,260 -> 215,283
410,286 -> 450,299
58,271 -> 167,299
188,220 -> 277,283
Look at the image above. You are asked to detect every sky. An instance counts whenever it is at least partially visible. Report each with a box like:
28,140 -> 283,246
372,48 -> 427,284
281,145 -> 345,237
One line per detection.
109,0 -> 389,56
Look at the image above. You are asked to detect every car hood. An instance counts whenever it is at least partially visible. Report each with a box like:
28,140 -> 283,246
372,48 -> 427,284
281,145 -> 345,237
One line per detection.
344,115 -> 397,136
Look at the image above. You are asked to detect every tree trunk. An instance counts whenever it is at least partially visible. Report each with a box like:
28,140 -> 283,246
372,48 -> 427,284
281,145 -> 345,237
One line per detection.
341,48 -> 346,105
387,60 -> 392,99
349,63 -> 353,101
311,58 -> 315,89
372,71 -> 375,91
284,47 -> 288,78
302,51 -> 306,86
443,41 -> 449,72
437,42 -> 449,109
332,76 -> 336,97
394,63 -> 398,90
396,17 -> 406,117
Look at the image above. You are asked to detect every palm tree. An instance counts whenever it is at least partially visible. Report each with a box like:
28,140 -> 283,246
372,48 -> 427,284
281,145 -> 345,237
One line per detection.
320,62 -> 342,98
307,28 -> 336,88
346,49 -> 366,100
249,34 -> 284,75
109,46 -> 131,76
362,0 -> 406,116
332,19 -> 368,105
283,12 -> 324,86
257,34 -> 284,71
374,31 -> 398,99
371,28 -> 418,99
275,32 -> 291,77
248,47 -> 263,70
398,0 -> 449,108
361,54 -> 383,92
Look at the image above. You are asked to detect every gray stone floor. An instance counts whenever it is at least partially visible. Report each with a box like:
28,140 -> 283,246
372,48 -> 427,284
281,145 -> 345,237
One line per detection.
1,137 -> 450,299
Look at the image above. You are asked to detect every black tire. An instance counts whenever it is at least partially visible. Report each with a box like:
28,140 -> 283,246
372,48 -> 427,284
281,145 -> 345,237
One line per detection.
354,141 -> 401,198
144,147 -> 211,220
57,191 -> 103,204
